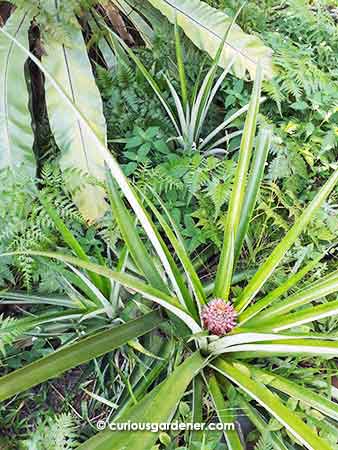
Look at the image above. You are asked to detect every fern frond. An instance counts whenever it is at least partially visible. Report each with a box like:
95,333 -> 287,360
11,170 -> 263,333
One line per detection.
254,433 -> 274,450
23,413 -> 78,450
0,314 -> 30,355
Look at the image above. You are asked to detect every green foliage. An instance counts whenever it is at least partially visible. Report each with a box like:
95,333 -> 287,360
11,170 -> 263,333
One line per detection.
121,126 -> 172,176
212,0 -> 338,195
254,433 -> 274,450
96,60 -> 173,139
22,413 -> 78,450
0,165 -> 86,289
136,153 -> 236,251
0,314 -> 27,355
10,0 -> 95,43
1,1 -> 338,448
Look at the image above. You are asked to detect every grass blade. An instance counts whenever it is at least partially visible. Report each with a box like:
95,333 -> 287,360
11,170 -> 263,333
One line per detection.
175,19 -> 188,111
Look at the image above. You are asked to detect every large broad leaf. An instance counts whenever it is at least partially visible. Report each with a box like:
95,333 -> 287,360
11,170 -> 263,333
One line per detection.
78,351 -> 205,449
43,2 -> 108,222
0,9 -> 35,176
0,310 -> 161,402
145,0 -> 273,80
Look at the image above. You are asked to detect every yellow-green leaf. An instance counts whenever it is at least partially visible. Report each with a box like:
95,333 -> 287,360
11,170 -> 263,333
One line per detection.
146,0 -> 273,79
0,9 -> 35,176
43,3 -> 108,222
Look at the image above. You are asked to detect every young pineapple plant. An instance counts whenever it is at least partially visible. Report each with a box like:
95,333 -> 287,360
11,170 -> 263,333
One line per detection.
0,17 -> 337,450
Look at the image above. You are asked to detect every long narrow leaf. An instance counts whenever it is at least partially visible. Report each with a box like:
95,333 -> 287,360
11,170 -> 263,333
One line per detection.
236,168 -> 338,312
134,189 -> 199,318
225,339 -> 338,358
190,374 -> 204,447
207,332 -> 325,355
0,291 -> 75,308
249,365 -> 338,421
78,352 -> 205,449
255,298 -> 338,332
215,375 -> 289,450
39,194 -> 106,293
207,374 -> 243,450
252,273 -> 338,324
214,66 -> 262,299
105,27 -> 180,133
106,170 -> 168,293
234,394 -> 289,450
234,126 -> 272,262
213,359 -> 332,450
175,20 -> 188,111
114,339 -> 173,420
0,311 -> 161,401
141,189 -> 206,311
2,251 -> 201,333
239,254 -> 324,325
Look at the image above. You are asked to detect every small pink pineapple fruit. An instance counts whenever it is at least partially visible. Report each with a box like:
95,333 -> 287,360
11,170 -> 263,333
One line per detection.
202,299 -> 237,336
